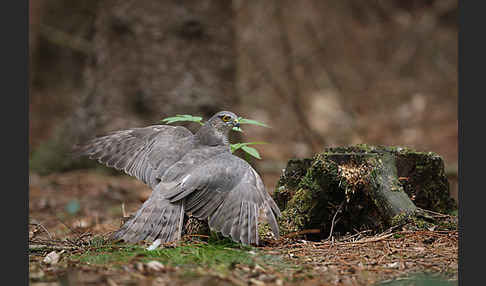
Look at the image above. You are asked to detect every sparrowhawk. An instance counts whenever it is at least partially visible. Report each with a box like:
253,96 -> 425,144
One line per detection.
74,111 -> 281,245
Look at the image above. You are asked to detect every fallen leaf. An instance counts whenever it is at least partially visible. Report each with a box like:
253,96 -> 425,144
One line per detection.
385,262 -> 400,269
249,278 -> 265,286
43,251 -> 61,265
253,264 -> 266,273
106,278 -> 118,286
146,261 -> 165,271
136,262 -> 144,272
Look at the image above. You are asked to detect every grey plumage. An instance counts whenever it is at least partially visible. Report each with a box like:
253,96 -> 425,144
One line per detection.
74,111 -> 281,245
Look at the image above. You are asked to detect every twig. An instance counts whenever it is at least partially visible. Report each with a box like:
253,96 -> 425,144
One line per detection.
417,207 -> 454,218
122,203 -> 127,218
29,222 -> 53,240
327,201 -> 345,240
183,234 -> 210,238
283,229 -> 321,239
342,229 -> 372,242
29,244 -> 79,251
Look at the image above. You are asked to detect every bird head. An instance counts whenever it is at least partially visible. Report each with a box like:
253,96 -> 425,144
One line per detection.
207,111 -> 240,133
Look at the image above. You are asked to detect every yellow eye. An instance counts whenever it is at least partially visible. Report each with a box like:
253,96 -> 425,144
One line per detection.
221,115 -> 231,122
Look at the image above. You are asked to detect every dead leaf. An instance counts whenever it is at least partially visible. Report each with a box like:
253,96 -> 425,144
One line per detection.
413,247 -> 425,252
106,278 -> 118,286
136,262 -> 144,272
43,251 -> 61,264
146,261 -> 165,271
385,262 -> 400,269
253,264 -> 266,273
249,278 -> 265,286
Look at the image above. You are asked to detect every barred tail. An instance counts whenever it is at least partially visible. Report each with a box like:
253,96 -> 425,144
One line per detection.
111,193 -> 184,243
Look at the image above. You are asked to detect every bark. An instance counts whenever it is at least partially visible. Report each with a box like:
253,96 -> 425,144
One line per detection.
273,144 -> 456,240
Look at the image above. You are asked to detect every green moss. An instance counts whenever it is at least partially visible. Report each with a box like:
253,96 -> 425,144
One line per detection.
278,188 -> 315,234
70,240 -> 255,269
391,210 -> 457,231
274,158 -> 313,210
325,144 -> 456,213
275,144 -> 455,239
391,212 -> 413,227
380,273 -> 457,285
412,217 -> 432,229
438,220 -> 458,230
393,233 -> 403,239
67,239 -> 296,280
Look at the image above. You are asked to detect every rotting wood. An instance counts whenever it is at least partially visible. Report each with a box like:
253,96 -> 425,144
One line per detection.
273,144 -> 457,240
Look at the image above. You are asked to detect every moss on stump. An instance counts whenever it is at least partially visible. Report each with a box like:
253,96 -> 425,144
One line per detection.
274,144 -> 457,240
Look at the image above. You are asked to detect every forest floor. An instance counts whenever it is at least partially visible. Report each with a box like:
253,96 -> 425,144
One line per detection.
29,170 -> 458,286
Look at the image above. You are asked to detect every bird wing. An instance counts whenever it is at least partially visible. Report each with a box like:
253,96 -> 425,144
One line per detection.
73,125 -> 194,188
162,152 -> 281,245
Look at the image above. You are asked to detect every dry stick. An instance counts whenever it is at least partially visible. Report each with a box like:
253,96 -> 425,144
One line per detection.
45,206 -> 77,236
30,222 -> 53,240
327,201 -> 345,241
122,202 -> 127,217
29,244 -> 79,251
416,207 -> 454,218
313,233 -> 394,249
283,229 -> 321,239
343,233 -> 394,245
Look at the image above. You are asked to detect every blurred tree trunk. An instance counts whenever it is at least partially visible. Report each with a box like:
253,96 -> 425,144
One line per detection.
29,0 -> 44,87
31,0 -> 237,173
77,0 -> 236,138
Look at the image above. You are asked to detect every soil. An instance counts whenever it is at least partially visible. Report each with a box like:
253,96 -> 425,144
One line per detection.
29,170 -> 458,286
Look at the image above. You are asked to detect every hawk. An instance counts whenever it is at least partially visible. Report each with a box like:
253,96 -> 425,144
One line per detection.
74,111 -> 281,245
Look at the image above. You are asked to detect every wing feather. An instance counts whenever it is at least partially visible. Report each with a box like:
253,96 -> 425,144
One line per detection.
165,153 -> 281,245
75,121 -> 281,245
74,125 -> 193,187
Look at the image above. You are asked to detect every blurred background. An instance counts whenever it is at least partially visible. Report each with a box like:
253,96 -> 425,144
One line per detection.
29,0 -> 458,203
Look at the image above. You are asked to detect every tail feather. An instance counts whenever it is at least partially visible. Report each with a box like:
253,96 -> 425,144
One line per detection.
111,194 -> 184,243
146,208 -> 168,241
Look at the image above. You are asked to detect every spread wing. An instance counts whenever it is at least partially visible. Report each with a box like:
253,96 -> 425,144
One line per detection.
162,152 -> 281,245
73,125 -> 194,188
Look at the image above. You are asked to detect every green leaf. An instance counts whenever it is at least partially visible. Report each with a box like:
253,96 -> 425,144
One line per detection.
230,142 -> 266,154
230,143 -> 244,153
160,113 -> 268,160
161,114 -> 203,125
241,146 -> 261,159
232,126 -> 243,132
238,117 -> 270,128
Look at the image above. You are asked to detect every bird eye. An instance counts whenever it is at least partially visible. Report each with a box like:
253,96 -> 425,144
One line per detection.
221,115 -> 231,122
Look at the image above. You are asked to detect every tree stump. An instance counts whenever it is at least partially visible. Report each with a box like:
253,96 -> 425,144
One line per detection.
273,144 -> 456,240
